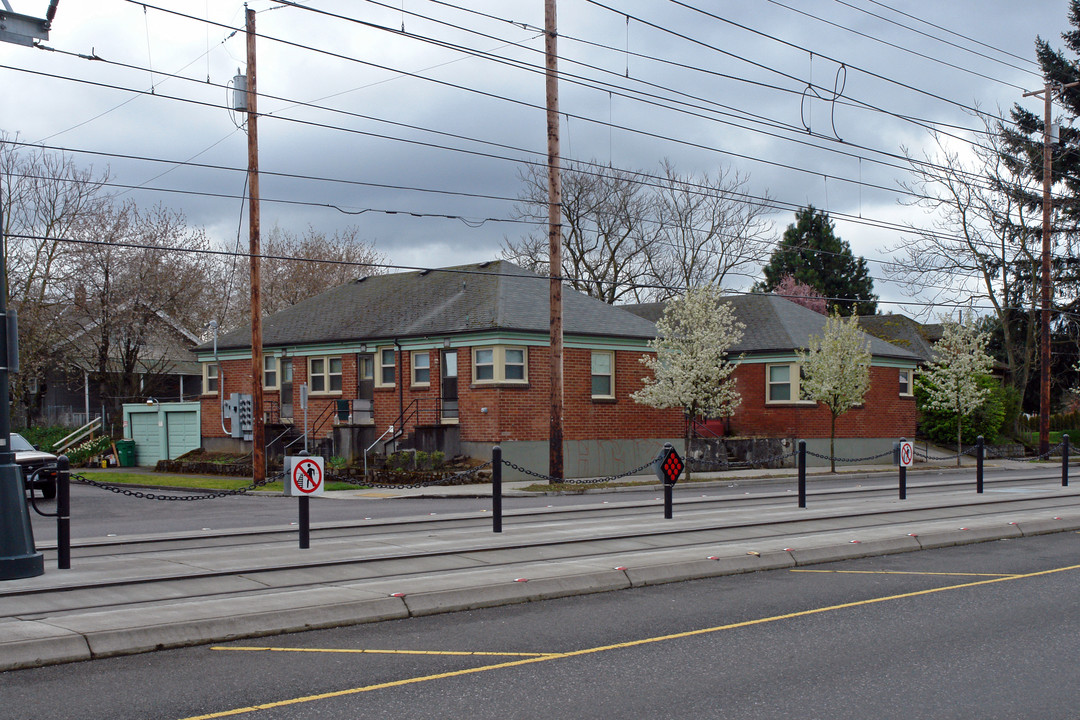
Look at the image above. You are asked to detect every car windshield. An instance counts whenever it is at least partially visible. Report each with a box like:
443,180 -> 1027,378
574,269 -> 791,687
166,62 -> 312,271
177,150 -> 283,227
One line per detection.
9,434 -> 35,453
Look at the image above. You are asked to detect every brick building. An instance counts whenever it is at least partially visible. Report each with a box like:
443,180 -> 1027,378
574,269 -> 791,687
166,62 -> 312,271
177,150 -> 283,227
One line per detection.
194,261 -> 685,479
625,295 -> 920,463
195,262 -> 920,476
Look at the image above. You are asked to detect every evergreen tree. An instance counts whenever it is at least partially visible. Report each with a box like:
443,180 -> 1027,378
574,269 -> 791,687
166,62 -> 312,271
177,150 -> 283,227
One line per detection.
755,206 -> 877,316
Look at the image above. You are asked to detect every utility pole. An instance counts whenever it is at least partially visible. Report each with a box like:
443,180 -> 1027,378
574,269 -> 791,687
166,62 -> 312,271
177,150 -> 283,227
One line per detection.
245,6 -> 265,485
1023,80 -> 1079,456
545,0 -> 563,482
0,0 -> 54,580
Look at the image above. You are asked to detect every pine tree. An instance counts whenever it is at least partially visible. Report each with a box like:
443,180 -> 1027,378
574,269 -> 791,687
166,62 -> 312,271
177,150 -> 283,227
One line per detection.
756,206 -> 877,316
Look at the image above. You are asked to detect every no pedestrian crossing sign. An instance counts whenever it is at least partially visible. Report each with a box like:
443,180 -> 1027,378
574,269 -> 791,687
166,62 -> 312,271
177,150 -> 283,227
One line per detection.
286,455 -> 324,496
898,440 -> 914,468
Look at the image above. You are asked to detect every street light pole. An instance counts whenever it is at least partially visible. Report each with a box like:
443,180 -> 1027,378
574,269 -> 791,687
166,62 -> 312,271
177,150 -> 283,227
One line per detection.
0,1 -> 52,581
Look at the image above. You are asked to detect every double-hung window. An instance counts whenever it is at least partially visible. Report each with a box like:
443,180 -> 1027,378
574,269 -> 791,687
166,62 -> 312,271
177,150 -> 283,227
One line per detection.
412,351 -> 431,386
309,356 -> 342,394
263,355 -> 279,390
899,369 -> 913,397
591,351 -> 615,399
203,363 -> 219,395
472,346 -> 528,384
766,363 -> 812,404
377,348 -> 395,387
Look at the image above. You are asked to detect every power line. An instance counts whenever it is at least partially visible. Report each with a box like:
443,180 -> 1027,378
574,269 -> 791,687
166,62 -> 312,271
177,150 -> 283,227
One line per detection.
774,0 -> 1038,84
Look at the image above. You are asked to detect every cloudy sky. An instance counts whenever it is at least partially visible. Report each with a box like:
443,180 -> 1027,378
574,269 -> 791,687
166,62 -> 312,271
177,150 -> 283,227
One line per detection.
0,0 -> 1072,315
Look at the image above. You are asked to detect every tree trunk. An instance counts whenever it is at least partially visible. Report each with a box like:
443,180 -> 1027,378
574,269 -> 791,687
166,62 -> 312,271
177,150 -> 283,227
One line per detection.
956,417 -> 962,468
830,412 -> 837,473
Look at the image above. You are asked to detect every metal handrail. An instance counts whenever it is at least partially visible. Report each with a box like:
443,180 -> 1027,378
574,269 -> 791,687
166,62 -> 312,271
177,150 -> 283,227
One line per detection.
52,417 -> 102,453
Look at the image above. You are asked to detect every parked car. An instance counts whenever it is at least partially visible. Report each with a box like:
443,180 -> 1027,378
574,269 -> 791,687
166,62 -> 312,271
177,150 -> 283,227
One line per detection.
12,433 -> 58,499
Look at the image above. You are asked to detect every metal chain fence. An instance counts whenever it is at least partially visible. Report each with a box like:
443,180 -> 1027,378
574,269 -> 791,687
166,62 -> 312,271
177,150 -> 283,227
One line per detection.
72,472 -> 286,501
500,456 -> 658,485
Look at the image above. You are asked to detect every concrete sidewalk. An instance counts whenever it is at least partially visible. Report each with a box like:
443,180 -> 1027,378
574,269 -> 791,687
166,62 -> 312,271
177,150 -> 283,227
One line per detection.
2,459 -> 1075,672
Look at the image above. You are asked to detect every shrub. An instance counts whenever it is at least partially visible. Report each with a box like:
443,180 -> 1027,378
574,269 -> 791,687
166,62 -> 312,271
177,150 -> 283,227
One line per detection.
916,374 -> 1010,445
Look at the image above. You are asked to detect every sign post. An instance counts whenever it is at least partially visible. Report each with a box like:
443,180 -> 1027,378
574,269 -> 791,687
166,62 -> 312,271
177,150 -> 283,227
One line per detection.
286,454 -> 324,549
653,443 -> 684,519
897,438 -> 913,500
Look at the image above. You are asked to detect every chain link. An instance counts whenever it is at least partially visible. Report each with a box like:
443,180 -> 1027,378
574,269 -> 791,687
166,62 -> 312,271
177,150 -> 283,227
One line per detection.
500,456 -> 658,485
72,472 -> 285,500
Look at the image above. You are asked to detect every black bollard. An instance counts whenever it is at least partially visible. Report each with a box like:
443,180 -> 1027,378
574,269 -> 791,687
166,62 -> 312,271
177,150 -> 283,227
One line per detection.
492,446 -> 502,533
1064,434 -> 1070,488
57,455 -> 70,570
976,435 -> 984,494
797,440 -> 807,508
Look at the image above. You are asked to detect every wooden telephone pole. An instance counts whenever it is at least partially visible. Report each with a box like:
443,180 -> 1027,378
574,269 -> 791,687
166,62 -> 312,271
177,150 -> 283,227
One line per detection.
245,7 -> 265,485
545,0 -> 564,481
1023,79 -> 1080,456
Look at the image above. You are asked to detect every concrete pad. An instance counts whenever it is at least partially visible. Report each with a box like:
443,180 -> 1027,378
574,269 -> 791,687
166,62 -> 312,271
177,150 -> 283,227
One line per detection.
402,570 -> 631,616
624,550 -> 793,586
1016,518 -> 1080,536
42,589 -> 408,659
915,524 -> 1024,550
0,619 -> 92,671
789,536 -> 922,566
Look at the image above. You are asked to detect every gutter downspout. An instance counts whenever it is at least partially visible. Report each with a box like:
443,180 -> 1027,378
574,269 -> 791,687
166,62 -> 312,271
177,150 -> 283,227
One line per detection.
394,339 -> 403,425
210,321 -> 230,435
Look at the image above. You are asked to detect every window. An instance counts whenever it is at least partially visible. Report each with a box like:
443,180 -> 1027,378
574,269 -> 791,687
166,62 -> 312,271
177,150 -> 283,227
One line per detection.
263,355 -> 279,390
504,348 -> 525,380
412,351 -> 431,386
767,364 -> 791,402
203,363 -> 219,395
358,354 -> 374,383
899,369 -> 913,396
591,351 -> 614,399
377,347 -> 395,387
472,346 -> 529,384
309,356 -> 343,394
765,363 -> 813,404
474,348 -> 495,381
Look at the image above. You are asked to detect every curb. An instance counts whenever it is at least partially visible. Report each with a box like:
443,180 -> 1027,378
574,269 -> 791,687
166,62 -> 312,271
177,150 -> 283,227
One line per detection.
7,519 -> 1080,672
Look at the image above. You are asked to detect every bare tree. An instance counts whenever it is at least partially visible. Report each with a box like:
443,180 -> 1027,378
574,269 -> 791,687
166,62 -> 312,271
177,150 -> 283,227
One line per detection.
504,159 -> 771,303
220,224 -> 387,329
0,135 -> 111,423
504,160 -> 654,303
62,202 -> 218,420
889,112 -> 1041,397
649,160 -> 772,299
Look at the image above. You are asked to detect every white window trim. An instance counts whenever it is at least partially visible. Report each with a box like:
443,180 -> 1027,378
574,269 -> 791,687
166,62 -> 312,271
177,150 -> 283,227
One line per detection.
203,363 -> 219,396
590,350 -> 615,400
765,362 -> 815,405
411,350 -> 431,387
899,369 -> 914,397
472,345 -> 529,384
308,355 -> 343,396
263,355 -> 280,390
376,347 -> 395,388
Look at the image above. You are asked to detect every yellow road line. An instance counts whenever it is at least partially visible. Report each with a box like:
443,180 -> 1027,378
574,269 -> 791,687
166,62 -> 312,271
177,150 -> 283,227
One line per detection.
178,562 -> 1080,720
791,570 -> 1020,578
211,646 -> 557,658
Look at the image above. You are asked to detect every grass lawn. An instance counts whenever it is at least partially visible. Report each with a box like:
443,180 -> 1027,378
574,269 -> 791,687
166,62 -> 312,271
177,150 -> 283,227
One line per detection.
76,471 -> 361,492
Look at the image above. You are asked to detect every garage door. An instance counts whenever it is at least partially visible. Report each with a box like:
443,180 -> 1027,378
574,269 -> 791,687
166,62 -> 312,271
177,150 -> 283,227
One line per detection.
129,413 -> 160,466
165,410 -> 200,460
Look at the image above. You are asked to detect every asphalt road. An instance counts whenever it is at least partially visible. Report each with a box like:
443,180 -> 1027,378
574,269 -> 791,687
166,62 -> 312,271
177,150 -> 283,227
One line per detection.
3,530 -> 1078,719
25,464 -> 1065,542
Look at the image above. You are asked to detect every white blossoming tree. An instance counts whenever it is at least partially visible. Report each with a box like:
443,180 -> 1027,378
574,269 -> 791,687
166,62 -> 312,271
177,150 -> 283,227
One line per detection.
632,286 -> 745,475
919,316 -> 994,466
799,312 -> 872,472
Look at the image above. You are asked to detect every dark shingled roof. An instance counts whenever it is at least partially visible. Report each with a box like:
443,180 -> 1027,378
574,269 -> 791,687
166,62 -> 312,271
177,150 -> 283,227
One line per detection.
200,260 -> 659,351
622,294 -> 919,361
856,314 -> 939,363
